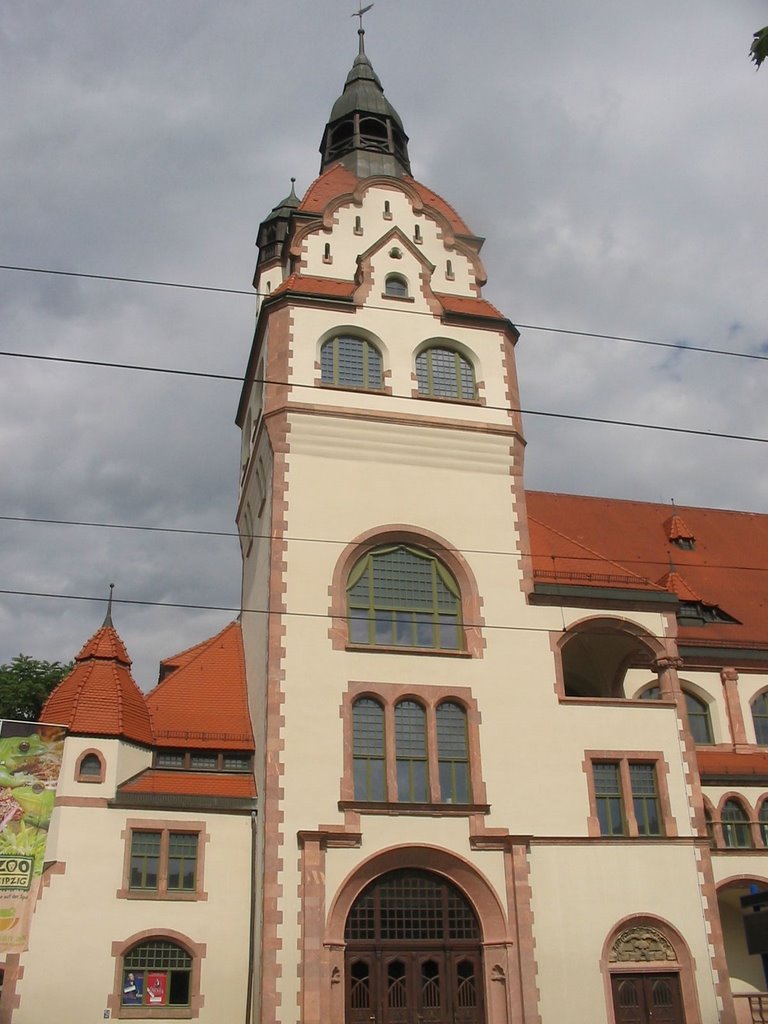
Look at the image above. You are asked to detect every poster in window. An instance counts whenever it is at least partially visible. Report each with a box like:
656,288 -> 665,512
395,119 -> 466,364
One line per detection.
147,972 -> 167,1004
123,971 -> 144,1004
0,720 -> 65,953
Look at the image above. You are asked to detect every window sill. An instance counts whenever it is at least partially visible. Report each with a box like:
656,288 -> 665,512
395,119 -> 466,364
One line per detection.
380,293 -> 414,303
116,1008 -> 192,1020
117,889 -> 206,902
345,643 -> 471,659
318,382 -> 386,395
415,393 -> 480,406
340,800 -> 489,816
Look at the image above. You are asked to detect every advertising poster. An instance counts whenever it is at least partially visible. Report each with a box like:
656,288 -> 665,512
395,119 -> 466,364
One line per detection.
0,720 -> 65,953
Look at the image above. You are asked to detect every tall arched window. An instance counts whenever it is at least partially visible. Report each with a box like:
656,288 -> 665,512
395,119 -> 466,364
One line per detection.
759,801 -> 768,846
395,700 -> 428,801
753,692 -> 768,745
416,347 -> 475,400
321,335 -> 383,390
684,692 -> 713,744
721,799 -> 752,848
437,701 -> 470,803
352,698 -> 385,801
347,545 -> 462,650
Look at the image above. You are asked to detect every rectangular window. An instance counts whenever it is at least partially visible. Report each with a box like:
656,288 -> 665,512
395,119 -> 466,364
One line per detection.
223,754 -> 251,772
586,753 -> 673,839
630,763 -> 662,836
593,763 -> 625,836
121,822 -> 206,901
190,753 -> 217,770
156,751 -> 184,769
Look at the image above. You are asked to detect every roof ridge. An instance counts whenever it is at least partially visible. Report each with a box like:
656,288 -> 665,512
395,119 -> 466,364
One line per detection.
150,620 -> 240,698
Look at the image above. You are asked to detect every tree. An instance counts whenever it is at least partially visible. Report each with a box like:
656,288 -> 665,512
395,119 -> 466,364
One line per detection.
751,26 -> 768,70
0,655 -> 72,721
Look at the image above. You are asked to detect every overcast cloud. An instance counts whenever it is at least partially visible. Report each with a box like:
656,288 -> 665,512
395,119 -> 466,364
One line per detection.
1,0 -> 766,688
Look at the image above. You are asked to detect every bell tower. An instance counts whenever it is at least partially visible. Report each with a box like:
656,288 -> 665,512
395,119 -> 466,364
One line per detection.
236,26 -> 531,1024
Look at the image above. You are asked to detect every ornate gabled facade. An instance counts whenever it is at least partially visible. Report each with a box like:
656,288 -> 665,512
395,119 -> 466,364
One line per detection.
5,29 -> 768,1024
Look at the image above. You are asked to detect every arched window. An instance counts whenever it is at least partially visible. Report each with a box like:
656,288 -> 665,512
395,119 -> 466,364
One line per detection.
321,335 -> 383,390
352,698 -> 385,801
347,545 -> 462,650
121,939 -> 192,1008
78,753 -> 102,777
721,799 -> 752,848
416,346 -> 475,401
384,274 -> 408,298
437,701 -> 470,803
759,802 -> 768,846
684,691 -> 713,744
395,700 -> 428,801
753,692 -> 768,744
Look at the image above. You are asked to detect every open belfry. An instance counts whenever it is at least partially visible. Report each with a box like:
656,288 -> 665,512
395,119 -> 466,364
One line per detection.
4,20 -> 768,1024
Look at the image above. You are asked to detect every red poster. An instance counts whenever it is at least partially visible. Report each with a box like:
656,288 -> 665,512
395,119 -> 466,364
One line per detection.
146,972 -> 167,1005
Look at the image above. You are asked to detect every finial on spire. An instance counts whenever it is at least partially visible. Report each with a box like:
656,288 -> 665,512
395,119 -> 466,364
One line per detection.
103,583 -> 115,628
352,2 -> 374,53
289,177 -> 297,200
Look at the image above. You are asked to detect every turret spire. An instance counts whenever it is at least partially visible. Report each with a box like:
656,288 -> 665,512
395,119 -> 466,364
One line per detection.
319,16 -> 411,178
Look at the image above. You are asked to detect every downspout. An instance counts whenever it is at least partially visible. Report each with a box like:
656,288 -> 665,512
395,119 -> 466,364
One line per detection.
244,809 -> 257,1024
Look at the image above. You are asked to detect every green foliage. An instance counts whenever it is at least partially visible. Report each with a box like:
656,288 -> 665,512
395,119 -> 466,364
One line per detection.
0,655 -> 72,721
751,26 -> 768,69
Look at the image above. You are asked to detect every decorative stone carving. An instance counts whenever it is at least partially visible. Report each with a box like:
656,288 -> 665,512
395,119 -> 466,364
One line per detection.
491,964 -> 506,983
609,927 -> 676,963
330,966 -> 341,985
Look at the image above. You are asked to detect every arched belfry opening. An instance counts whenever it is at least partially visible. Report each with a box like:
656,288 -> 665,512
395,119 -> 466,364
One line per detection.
344,869 -> 485,1024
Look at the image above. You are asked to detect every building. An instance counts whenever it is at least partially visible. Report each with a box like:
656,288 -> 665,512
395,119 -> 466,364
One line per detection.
3,27 -> 768,1024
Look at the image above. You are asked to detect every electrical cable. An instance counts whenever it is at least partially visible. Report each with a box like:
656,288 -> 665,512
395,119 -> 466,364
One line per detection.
0,350 -> 765,445
1,514 -> 767,576
0,262 -> 765,363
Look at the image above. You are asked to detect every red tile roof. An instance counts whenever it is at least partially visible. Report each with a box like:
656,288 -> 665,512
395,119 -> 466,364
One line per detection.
434,293 -> 506,321
697,751 -> 768,779
119,769 -> 256,800
270,274 -> 355,300
41,625 -> 153,745
527,492 -> 768,649
146,621 -> 254,751
298,165 -> 472,237
657,570 -> 702,602
668,513 -> 695,542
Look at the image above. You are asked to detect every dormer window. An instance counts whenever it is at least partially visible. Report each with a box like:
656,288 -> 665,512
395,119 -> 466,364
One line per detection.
672,536 -> 695,551
384,274 -> 408,299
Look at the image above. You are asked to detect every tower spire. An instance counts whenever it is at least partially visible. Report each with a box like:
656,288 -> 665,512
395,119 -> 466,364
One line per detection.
352,2 -> 374,54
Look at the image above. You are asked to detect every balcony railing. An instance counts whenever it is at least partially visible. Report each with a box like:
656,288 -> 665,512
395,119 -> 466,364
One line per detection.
734,993 -> 768,1023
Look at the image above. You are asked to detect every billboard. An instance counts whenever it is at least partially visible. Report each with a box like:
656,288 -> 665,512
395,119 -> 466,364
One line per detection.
0,720 -> 65,953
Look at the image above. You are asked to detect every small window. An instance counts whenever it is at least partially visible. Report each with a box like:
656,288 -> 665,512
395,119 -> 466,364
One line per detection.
121,940 -> 192,1008
384,200 -> 392,219
323,242 -> 332,263
760,802 -> 768,846
630,763 -> 662,836
395,700 -> 428,802
384,274 -> 408,298
77,752 -> 103,779
354,215 -> 363,235
593,763 -> 625,836
223,754 -> 251,772
685,692 -> 713,745
353,698 -> 386,801
347,545 -> 462,651
416,347 -> 475,401
721,799 -> 752,848
445,259 -> 454,280
124,826 -> 203,901
753,693 -> 768,745
436,702 -> 470,803
321,336 -> 383,390
413,224 -> 422,243
156,751 -> 185,769
190,753 -> 217,771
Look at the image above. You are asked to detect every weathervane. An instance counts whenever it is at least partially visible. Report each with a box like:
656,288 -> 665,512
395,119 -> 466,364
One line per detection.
352,2 -> 374,32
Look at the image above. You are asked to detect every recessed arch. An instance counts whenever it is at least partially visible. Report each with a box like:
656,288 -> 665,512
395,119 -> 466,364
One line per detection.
556,616 -> 665,699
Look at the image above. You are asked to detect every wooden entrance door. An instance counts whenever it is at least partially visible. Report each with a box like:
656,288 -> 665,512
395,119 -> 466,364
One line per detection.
345,870 -> 485,1024
611,973 -> 685,1024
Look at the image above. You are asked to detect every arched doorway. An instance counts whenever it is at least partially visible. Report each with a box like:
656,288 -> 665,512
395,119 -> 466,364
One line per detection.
344,868 -> 485,1024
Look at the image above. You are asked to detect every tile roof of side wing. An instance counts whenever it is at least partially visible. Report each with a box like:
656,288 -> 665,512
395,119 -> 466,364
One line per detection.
146,620 -> 254,751
526,491 -> 768,649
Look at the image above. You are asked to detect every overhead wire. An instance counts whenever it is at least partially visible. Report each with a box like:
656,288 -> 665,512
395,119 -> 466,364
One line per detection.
0,262 -> 766,364
1,514 -> 767,576
0,351 -> 765,445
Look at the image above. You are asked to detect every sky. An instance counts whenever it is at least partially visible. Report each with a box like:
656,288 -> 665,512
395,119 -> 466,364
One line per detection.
1,0 -> 766,689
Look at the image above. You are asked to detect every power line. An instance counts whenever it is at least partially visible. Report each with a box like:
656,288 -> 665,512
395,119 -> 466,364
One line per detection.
1,262 -> 765,364
0,349 -> 765,445
1,514 -> 767,576
1,586 -> 762,648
